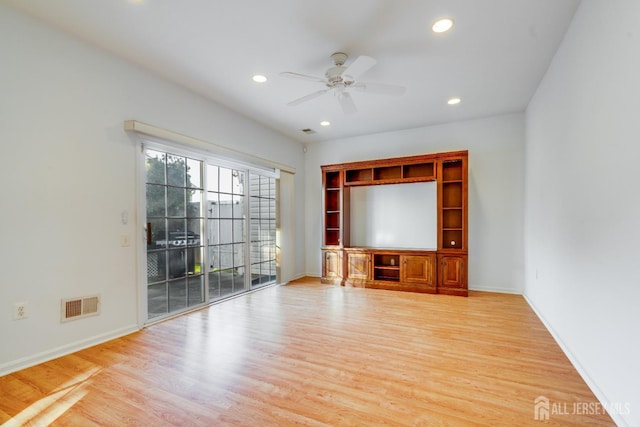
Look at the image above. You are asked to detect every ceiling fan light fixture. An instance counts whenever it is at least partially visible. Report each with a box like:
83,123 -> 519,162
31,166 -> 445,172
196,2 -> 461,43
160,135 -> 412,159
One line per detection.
448,97 -> 461,105
252,74 -> 267,83
432,18 -> 454,33
281,52 -> 404,114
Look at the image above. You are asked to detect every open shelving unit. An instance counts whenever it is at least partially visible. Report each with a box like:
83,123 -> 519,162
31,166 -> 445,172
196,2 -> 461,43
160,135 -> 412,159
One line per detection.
343,158 -> 435,186
323,170 -> 342,246
440,159 -> 464,250
373,254 -> 400,282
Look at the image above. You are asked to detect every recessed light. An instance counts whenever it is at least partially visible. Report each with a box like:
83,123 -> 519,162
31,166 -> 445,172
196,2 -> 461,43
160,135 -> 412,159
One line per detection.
252,74 -> 267,83
432,18 -> 454,33
448,97 -> 461,105
320,121 -> 331,127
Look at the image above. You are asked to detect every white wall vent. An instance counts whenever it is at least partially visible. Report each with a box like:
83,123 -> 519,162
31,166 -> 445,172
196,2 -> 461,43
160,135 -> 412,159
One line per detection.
61,295 -> 100,322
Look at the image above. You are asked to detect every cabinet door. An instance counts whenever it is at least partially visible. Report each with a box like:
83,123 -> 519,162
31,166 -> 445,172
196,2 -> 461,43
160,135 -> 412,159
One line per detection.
438,255 -> 466,288
347,252 -> 370,281
322,250 -> 342,281
401,255 -> 435,286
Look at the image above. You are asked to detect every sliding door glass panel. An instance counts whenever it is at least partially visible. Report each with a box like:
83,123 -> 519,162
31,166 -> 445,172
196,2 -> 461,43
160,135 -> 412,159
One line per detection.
206,165 -> 247,300
250,174 -> 277,288
146,149 -> 204,320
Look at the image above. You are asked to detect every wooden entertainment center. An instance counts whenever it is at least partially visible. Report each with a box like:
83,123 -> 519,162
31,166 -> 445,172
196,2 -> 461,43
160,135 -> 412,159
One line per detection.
321,150 -> 468,296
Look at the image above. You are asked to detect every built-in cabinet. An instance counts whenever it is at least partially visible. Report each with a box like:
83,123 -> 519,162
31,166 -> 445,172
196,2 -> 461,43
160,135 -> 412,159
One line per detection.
437,253 -> 467,296
321,249 -> 343,285
343,249 -> 437,293
345,250 -> 370,285
321,150 -> 468,296
401,255 -> 436,288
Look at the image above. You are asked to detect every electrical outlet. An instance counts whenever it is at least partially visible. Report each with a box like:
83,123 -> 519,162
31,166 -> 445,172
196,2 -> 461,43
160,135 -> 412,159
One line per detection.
120,234 -> 131,247
13,302 -> 27,320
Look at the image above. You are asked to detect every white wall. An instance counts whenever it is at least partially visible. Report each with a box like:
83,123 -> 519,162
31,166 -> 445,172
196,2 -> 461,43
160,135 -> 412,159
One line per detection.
0,4 -> 305,375
524,1 -> 640,425
305,114 -> 525,293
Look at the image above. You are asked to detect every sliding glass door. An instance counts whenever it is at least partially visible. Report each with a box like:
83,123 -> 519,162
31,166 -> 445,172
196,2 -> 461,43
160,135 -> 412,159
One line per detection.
206,165 -> 247,300
144,146 -> 277,321
145,150 -> 205,319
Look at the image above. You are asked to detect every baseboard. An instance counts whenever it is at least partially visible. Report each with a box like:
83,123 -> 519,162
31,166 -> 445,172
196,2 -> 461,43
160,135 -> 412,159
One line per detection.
282,273 -> 320,285
469,285 -> 523,295
282,273 -> 312,284
523,294 -> 629,427
287,279 -> 523,295
0,324 -> 140,377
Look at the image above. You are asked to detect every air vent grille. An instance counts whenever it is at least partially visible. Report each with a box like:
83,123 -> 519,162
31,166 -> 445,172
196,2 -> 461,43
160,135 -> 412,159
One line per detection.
61,295 -> 100,322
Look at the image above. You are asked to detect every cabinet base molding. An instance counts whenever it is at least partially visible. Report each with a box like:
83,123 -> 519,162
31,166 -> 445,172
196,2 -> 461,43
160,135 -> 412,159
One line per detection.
436,287 -> 468,297
366,281 -> 437,294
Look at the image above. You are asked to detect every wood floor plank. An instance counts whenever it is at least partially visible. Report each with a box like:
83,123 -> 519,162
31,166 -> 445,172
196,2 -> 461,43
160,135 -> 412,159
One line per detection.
0,278 -> 614,426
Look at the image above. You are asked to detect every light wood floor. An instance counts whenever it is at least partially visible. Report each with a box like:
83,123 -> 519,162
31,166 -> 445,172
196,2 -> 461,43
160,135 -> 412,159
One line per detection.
0,278 -> 614,426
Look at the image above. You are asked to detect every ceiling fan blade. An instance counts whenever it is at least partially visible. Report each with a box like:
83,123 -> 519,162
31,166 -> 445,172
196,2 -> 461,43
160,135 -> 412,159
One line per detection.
279,71 -> 326,84
287,89 -> 329,106
353,82 -> 406,96
337,92 -> 357,115
342,55 -> 377,81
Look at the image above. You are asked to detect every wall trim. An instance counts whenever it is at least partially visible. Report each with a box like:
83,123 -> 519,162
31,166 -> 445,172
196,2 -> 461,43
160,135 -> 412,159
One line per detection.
523,294 -> 629,427
469,285 -> 523,295
281,273 -> 312,284
0,324 -> 140,377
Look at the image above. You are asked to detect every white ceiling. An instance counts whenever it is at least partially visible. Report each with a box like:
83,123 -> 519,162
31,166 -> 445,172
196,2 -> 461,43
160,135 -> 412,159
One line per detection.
4,0 -> 580,143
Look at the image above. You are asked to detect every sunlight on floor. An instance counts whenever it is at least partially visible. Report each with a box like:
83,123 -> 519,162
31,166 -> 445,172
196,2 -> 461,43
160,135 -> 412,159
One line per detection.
3,366 -> 101,426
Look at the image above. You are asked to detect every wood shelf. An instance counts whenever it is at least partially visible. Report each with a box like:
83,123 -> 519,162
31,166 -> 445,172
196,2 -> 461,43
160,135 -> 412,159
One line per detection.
342,157 -> 437,186
345,168 -> 373,184
442,161 -> 463,181
403,162 -> 434,179
373,253 -> 401,282
374,166 -> 402,181
325,172 -> 341,188
443,209 -> 463,229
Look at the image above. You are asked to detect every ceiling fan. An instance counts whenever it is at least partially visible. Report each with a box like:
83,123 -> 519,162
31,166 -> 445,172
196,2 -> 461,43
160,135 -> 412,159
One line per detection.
280,52 -> 406,115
